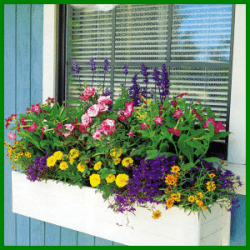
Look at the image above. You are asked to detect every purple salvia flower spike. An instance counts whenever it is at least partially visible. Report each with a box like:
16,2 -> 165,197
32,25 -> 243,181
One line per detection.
89,57 -> 96,87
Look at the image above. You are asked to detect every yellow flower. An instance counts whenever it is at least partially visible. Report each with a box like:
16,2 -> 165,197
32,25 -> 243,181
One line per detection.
9,154 -> 13,159
8,147 -> 13,153
94,161 -> 102,171
113,157 -> 121,165
14,156 -> 18,161
59,161 -> 69,170
170,192 -> 181,202
47,155 -> 57,167
206,181 -> 216,191
105,174 -> 116,183
110,147 -> 122,158
152,210 -> 161,219
171,165 -> 180,173
170,193 -> 178,200
77,163 -> 86,173
196,191 -> 204,198
122,157 -> 133,167
69,156 -> 75,165
188,195 -> 195,203
115,174 -> 129,188
196,199 -> 204,207
25,152 -> 32,158
165,174 -> 178,186
179,155 -> 183,159
89,174 -> 101,187
209,173 -> 216,178
221,160 -> 227,165
11,166 -> 17,170
17,152 -> 23,156
201,204 -> 208,210
53,151 -> 63,160
166,198 -> 175,208
70,148 -> 80,159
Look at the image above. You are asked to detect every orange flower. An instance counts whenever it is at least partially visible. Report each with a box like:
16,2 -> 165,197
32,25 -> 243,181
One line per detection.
152,210 -> 162,219
209,173 -> 216,178
165,174 -> 178,186
166,198 -> 175,208
171,165 -> 180,173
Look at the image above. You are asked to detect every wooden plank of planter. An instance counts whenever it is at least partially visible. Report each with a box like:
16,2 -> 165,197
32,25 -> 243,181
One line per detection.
12,171 -> 231,246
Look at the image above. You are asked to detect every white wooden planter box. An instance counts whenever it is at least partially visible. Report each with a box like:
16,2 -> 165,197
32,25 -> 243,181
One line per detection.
12,171 -> 231,246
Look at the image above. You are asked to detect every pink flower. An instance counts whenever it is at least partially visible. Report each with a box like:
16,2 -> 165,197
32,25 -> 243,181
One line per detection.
17,122 -> 20,132
167,127 -> 181,137
31,104 -> 41,115
81,113 -> 92,127
81,86 -> 95,101
45,97 -> 55,105
87,104 -> 100,117
159,104 -> 166,114
63,132 -> 71,138
154,116 -> 163,125
100,119 -> 116,136
124,101 -> 134,118
92,129 -> 102,140
27,122 -> 39,133
176,92 -> 187,98
8,131 -> 16,141
214,121 -> 225,133
65,123 -> 75,132
98,103 -> 109,113
128,130 -> 134,137
20,117 -> 27,125
79,125 -> 88,134
171,100 -> 177,108
97,96 -> 112,105
140,123 -> 147,130
203,117 -> 216,129
173,109 -> 183,119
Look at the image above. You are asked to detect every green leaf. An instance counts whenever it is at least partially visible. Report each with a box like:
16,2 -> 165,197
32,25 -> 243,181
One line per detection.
194,147 -> 205,157
159,142 -> 169,152
145,149 -> 159,160
18,131 -> 42,151
203,157 -> 220,163
182,162 -> 194,171
130,147 -> 147,157
177,134 -> 193,162
208,122 -> 214,139
186,139 -> 205,149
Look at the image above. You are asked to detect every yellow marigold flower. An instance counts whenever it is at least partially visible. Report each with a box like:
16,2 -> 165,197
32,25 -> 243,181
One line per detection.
105,174 -> 116,183
110,147 -> 122,158
196,191 -> 204,198
115,174 -> 129,188
188,195 -> 195,203
165,174 -> 178,186
25,152 -> 32,158
122,157 -> 133,167
113,157 -> 121,165
11,166 -> 17,170
94,161 -> 102,171
152,210 -> 162,219
77,163 -> 86,173
89,174 -> 101,187
209,173 -> 216,178
69,157 -> 75,165
166,198 -> 175,208
47,155 -> 57,167
8,147 -> 13,153
70,148 -> 80,159
53,151 -> 63,160
14,156 -> 18,161
171,165 -> 180,173
59,161 -> 69,170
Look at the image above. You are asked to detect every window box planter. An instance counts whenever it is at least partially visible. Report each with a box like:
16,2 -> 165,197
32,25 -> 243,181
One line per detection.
12,171 -> 231,246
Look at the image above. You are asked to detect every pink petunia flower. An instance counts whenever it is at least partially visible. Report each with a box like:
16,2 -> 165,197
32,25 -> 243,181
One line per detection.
87,104 -> 100,117
128,130 -> 134,137
140,123 -> 147,130
167,127 -> 181,137
31,104 -> 41,115
27,122 -> 39,133
8,131 -> 16,141
154,116 -> 163,125
92,129 -> 102,140
124,100 -> 134,118
173,109 -> 183,119
63,132 -> 71,138
100,119 -> 116,136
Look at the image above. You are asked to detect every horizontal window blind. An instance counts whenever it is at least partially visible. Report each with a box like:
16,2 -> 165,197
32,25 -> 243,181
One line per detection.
65,4 -> 234,148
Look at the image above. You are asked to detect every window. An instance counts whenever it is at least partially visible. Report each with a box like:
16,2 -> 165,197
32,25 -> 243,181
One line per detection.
59,4 -> 235,159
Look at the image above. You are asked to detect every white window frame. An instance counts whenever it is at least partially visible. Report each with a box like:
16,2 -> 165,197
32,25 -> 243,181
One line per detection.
43,4 -> 246,195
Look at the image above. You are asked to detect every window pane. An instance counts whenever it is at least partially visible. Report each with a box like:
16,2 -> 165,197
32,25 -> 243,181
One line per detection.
171,4 -> 233,62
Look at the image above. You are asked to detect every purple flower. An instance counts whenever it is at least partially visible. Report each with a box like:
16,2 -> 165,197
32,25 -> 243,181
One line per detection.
71,60 -> 82,74
140,63 -> 150,99
128,73 -> 141,106
102,58 -> 110,92
159,63 -> 170,103
123,63 -> 129,87
89,57 -> 96,86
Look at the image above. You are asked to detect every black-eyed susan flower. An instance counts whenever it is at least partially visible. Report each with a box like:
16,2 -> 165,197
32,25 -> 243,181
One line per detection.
165,174 -> 178,186
171,165 -> 180,173
209,173 -> 216,178
166,198 -> 175,208
188,195 -> 195,203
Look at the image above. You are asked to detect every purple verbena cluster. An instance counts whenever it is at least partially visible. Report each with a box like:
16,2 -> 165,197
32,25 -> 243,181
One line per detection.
111,155 -> 178,213
24,155 -> 49,182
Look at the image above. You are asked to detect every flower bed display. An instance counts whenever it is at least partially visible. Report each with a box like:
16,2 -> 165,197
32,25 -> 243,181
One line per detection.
5,58 -> 242,246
